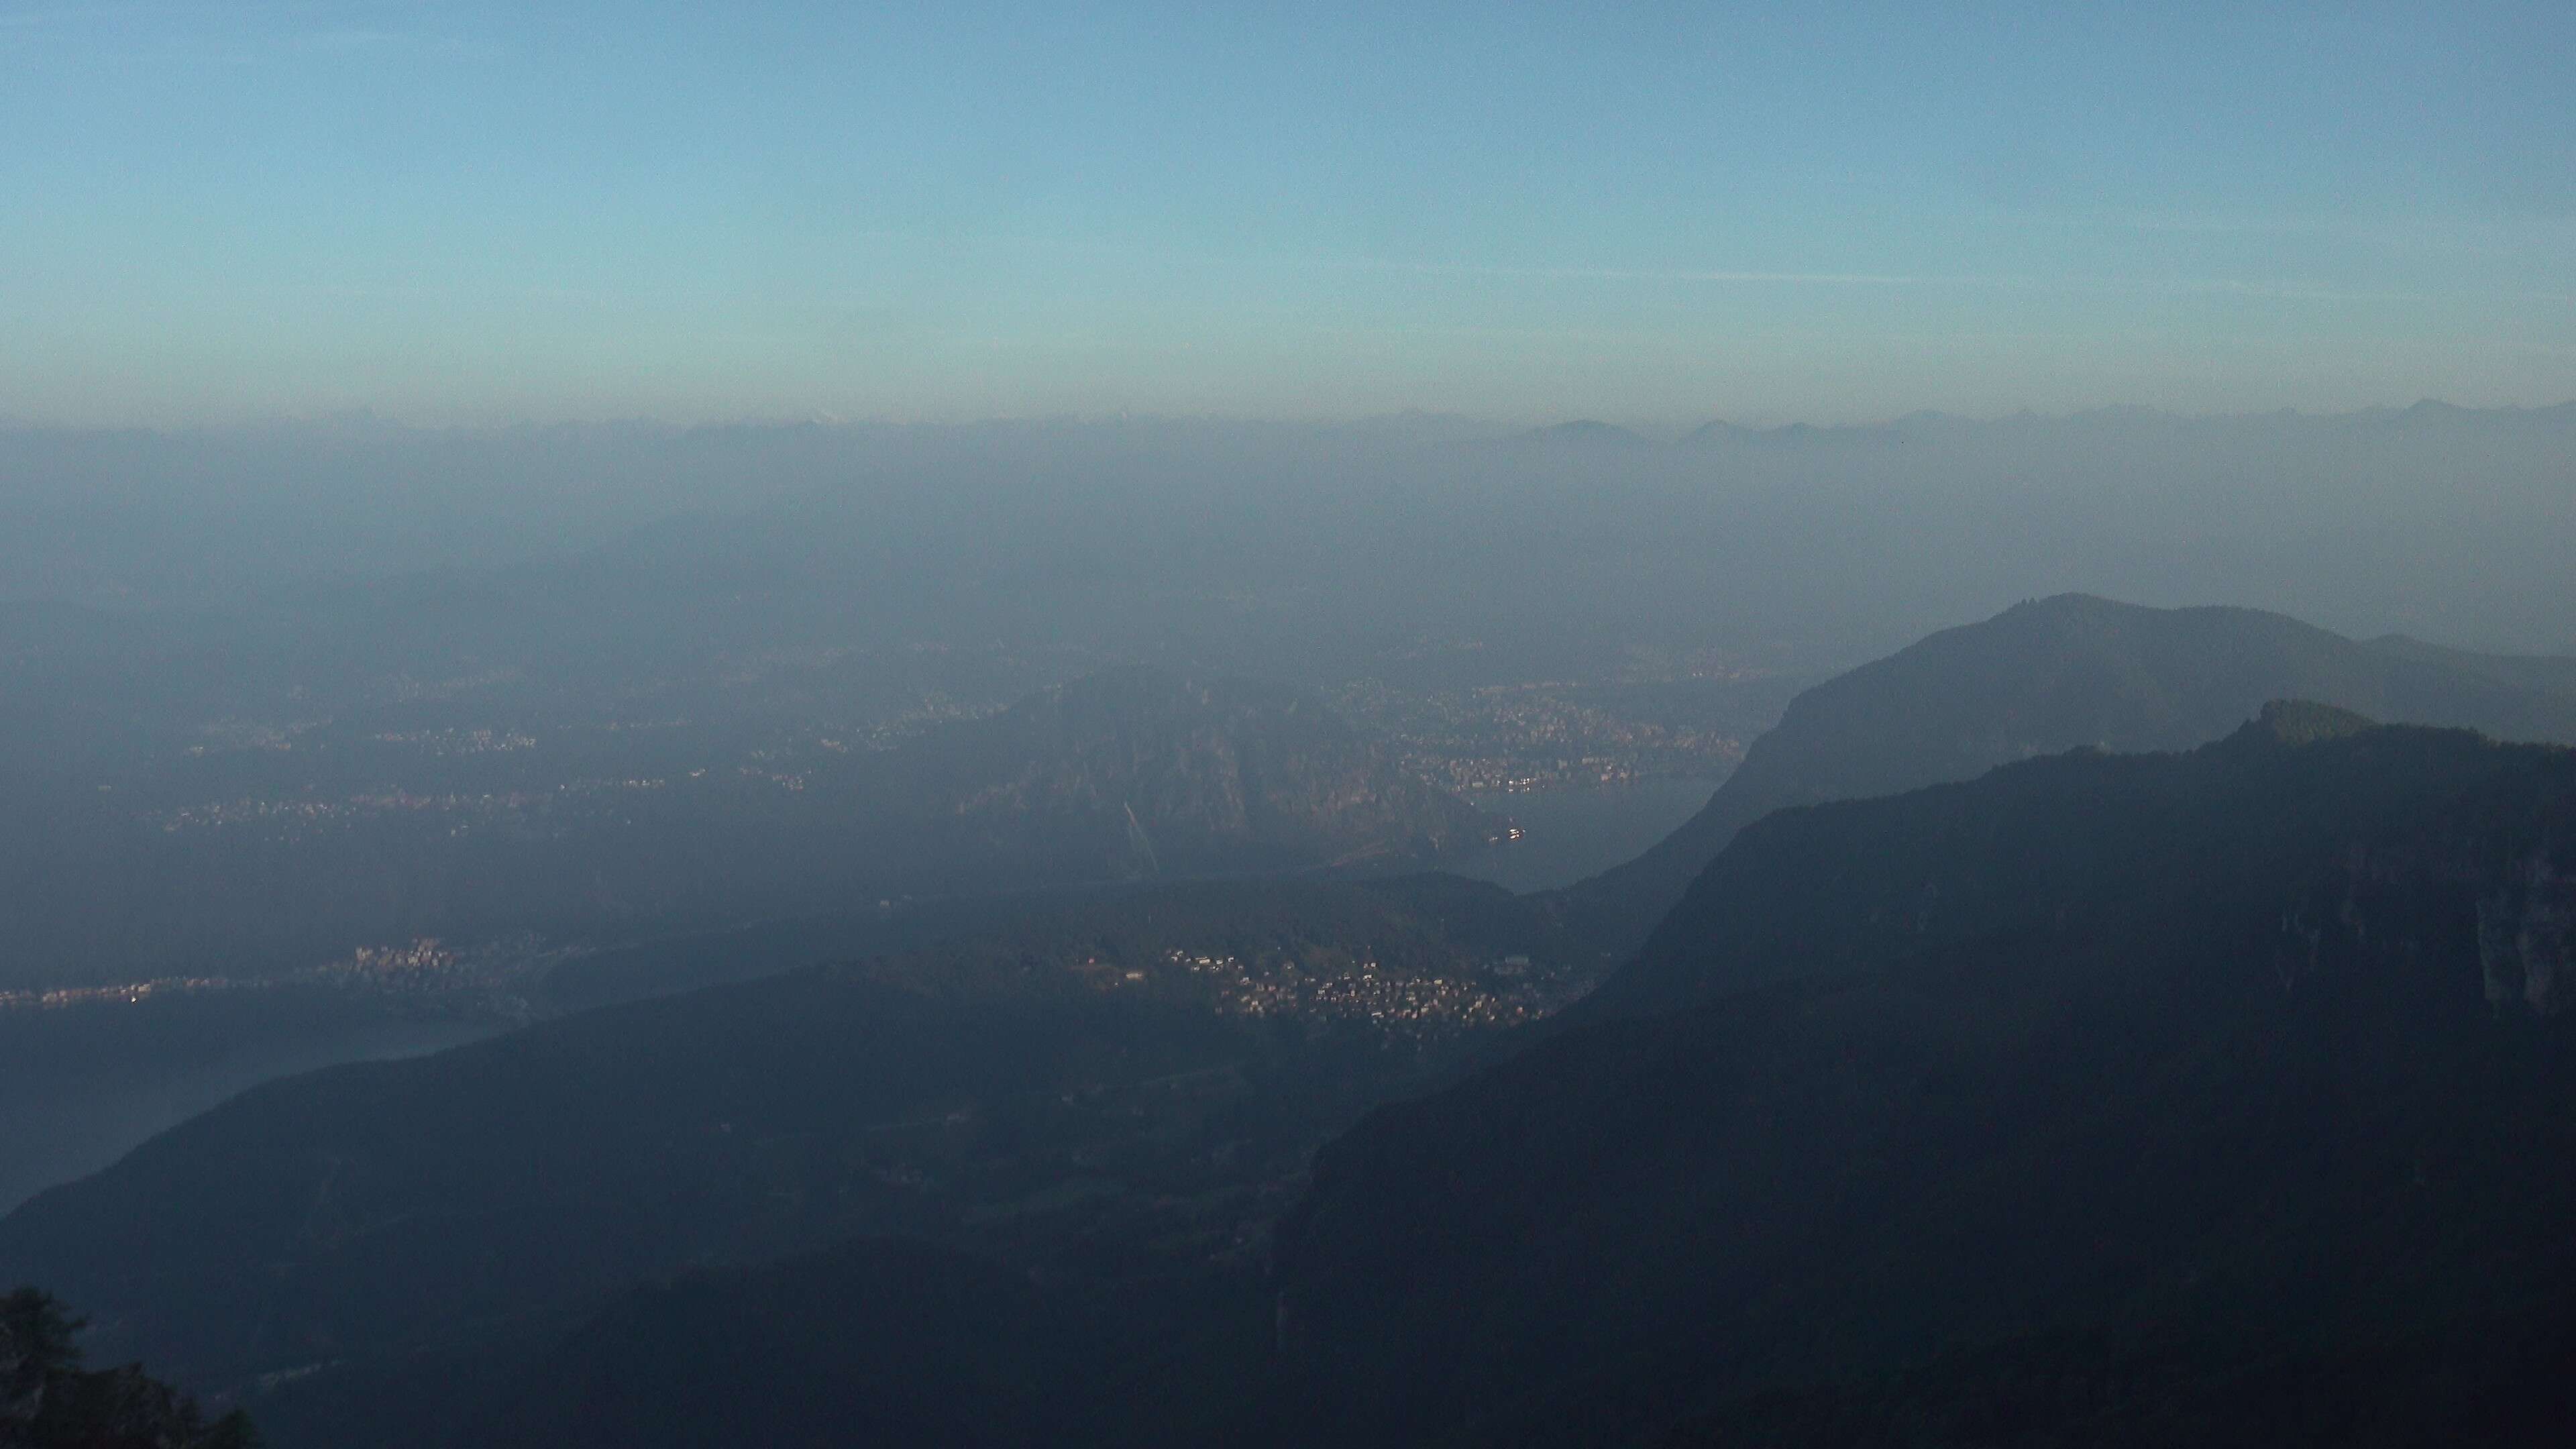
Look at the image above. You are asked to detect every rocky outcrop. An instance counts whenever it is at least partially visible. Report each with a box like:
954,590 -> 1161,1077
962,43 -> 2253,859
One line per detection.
2276,837 -> 2575,1019
2479,856 -> 2575,1015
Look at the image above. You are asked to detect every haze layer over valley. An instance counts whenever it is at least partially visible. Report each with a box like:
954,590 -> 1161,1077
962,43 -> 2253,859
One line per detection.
4,405 -> 2573,1235
9,7 -> 2576,1442
7,405 -> 2571,992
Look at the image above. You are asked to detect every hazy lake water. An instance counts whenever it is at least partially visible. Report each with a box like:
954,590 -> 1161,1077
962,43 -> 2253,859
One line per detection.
0,1008 -> 502,1215
1448,777 -> 1719,894
0,783 -> 1717,1214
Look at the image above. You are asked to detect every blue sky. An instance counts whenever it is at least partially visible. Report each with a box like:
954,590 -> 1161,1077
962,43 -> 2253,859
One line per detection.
3,1 -> 2571,424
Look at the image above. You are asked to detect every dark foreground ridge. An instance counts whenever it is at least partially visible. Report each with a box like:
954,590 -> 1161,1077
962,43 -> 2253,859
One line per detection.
1277,709 -> 2576,1444
1,1287 -> 257,1449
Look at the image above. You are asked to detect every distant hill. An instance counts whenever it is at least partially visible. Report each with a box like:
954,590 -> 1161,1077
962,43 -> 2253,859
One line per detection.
1554,594 -> 2576,954
885,667 -> 1492,877
1275,710 -> 2576,1444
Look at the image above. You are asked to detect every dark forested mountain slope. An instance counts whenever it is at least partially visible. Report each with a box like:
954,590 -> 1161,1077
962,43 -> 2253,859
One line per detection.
1554,594 -> 2576,955
448,1238 -> 1265,1449
1276,708 -> 2576,1445
0,874 -> 1574,1424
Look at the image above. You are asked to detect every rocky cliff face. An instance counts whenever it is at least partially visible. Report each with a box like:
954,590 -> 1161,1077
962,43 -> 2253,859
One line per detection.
2479,857 -> 2575,1015
2275,846 -> 2576,1016
2258,700 -> 2573,1017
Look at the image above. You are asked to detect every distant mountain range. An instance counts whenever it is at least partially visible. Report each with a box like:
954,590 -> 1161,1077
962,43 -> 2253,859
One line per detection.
1504,399 -> 2576,451
1553,594 -> 2576,955
1275,706 -> 2576,1443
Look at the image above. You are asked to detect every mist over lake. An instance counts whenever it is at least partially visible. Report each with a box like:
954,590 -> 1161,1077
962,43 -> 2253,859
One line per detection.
1450,779 -> 1723,894
0,1001 -> 502,1215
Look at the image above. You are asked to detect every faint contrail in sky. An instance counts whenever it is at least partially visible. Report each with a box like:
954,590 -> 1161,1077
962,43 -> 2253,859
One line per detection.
1308,255 -> 2547,305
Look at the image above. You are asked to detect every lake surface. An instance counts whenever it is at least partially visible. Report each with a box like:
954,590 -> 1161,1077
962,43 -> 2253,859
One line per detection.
0,1002 -> 502,1214
1447,777 -> 1720,894
0,786 -> 1722,1215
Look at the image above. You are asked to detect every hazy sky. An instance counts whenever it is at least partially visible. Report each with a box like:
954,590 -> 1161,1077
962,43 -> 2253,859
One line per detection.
5,2 -> 2572,425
